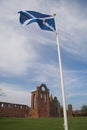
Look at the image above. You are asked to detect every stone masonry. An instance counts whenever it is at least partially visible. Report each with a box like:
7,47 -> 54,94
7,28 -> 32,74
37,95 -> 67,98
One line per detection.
29,84 -> 61,117
0,83 -> 61,118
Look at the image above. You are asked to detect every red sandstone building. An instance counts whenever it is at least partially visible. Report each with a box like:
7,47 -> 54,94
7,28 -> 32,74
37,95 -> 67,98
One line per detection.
0,84 -> 61,118
0,102 -> 29,117
1,84 -> 86,118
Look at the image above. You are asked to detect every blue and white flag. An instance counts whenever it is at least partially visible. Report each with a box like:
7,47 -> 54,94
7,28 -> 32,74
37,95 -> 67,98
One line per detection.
18,11 -> 56,31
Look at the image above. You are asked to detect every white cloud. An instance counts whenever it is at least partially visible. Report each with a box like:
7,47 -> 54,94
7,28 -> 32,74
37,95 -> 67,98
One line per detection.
0,83 -> 31,106
0,26 -> 38,75
0,3 -> 39,76
58,8 -> 87,62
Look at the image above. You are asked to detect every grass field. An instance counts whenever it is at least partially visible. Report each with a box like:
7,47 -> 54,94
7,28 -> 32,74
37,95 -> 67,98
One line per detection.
0,117 -> 87,130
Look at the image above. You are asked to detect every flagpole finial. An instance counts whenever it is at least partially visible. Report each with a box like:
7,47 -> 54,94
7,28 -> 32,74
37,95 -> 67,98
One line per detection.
53,14 -> 56,16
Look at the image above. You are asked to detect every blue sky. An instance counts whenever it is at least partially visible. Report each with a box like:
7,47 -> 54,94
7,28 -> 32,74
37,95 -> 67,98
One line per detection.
0,0 -> 87,110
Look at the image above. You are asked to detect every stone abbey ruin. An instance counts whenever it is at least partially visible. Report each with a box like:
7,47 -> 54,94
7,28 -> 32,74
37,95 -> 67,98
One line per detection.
0,84 -> 62,117
0,83 -> 86,117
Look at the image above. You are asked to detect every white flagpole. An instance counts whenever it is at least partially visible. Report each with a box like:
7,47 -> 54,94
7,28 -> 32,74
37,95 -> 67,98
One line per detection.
53,14 -> 68,130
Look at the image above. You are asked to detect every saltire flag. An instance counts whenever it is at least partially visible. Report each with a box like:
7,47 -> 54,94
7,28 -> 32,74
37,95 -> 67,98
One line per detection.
18,11 -> 56,31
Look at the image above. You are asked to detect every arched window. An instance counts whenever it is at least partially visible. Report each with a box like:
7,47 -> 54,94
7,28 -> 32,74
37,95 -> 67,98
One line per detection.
33,94 -> 36,109
44,95 -> 46,103
1,103 -> 4,107
20,106 -> 22,109
55,107 -> 58,114
41,93 -> 43,99
8,104 -> 11,108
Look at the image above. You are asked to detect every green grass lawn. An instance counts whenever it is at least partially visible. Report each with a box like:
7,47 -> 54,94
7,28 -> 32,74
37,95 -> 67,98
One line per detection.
0,117 -> 87,130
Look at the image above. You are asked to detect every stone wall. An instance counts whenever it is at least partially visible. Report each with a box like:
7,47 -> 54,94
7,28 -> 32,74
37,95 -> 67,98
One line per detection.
50,96 -> 61,117
29,84 -> 50,117
0,84 -> 62,118
0,102 -> 29,117
29,84 -> 61,118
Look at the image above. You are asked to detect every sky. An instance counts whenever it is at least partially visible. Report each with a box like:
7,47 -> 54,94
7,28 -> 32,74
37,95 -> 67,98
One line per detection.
0,0 -> 87,110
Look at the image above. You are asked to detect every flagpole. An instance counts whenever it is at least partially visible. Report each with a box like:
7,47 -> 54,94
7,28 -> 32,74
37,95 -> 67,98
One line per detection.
53,14 -> 68,130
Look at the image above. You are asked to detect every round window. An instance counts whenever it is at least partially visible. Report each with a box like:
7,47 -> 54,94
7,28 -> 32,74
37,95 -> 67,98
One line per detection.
41,86 -> 45,91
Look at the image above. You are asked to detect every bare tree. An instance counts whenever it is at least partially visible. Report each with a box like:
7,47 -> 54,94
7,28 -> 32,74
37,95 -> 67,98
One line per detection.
81,105 -> 87,113
0,88 -> 4,96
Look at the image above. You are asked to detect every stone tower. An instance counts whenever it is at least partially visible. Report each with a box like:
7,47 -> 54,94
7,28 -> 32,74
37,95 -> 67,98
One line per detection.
68,104 -> 73,117
30,84 -> 50,117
